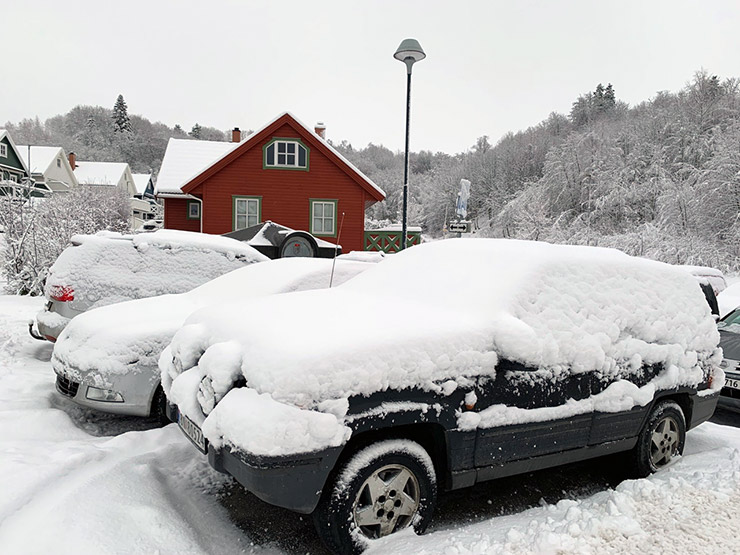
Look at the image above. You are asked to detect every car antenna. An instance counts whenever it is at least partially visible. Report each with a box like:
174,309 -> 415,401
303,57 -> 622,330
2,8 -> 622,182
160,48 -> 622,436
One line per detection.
329,211 -> 345,288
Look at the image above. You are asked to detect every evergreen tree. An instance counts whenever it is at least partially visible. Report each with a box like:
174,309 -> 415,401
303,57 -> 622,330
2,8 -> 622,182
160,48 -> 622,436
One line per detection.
112,94 -> 131,133
84,114 -> 96,146
604,84 -> 616,109
190,123 -> 202,139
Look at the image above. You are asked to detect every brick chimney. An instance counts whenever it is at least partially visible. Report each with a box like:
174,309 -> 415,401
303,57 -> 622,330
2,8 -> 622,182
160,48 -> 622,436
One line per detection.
68,152 -> 76,170
314,122 -> 326,139
231,127 -> 241,143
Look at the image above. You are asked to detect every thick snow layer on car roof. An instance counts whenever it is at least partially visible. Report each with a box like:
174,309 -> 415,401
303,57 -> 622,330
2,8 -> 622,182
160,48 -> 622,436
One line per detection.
47,231 -> 268,313
166,239 -> 721,417
52,258 -> 375,388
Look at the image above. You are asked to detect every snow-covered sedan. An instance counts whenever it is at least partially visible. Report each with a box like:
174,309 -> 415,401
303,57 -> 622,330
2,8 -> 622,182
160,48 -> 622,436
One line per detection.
52,257 -> 375,421
163,239 -> 722,554
32,229 -> 268,342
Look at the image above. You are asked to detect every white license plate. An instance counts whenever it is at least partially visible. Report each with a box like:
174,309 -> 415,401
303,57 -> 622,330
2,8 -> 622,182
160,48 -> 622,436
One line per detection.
178,413 -> 206,453
726,378 -> 740,390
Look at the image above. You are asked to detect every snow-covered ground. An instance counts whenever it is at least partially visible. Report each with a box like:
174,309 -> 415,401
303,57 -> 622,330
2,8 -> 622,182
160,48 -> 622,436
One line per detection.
0,293 -> 739,554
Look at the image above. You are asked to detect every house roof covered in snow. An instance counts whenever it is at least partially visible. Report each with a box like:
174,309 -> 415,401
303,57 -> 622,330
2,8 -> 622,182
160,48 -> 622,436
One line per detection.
132,173 -> 152,195
155,139 -> 238,196
17,146 -> 64,174
74,161 -> 129,186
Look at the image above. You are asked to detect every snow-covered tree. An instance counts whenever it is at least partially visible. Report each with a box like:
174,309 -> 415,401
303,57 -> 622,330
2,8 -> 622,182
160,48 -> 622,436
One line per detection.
112,94 -> 132,134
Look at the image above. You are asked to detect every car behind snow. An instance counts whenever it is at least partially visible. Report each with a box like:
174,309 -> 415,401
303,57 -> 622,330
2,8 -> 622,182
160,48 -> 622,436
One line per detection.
717,307 -> 740,413
51,257 -> 375,421
163,239 -> 722,554
32,229 -> 268,342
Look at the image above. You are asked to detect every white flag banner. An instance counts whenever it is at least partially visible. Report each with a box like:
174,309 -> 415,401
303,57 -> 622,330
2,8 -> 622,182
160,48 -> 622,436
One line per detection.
456,179 -> 471,219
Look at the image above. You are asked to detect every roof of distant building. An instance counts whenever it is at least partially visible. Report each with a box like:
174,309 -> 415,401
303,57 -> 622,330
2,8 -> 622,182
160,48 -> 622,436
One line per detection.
74,161 -> 129,186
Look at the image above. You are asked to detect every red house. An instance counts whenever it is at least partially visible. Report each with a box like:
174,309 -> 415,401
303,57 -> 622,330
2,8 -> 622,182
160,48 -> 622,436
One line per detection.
155,112 -> 386,253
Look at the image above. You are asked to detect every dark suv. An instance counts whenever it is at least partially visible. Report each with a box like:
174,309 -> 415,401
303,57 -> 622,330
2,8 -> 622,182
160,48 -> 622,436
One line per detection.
162,239 -> 721,554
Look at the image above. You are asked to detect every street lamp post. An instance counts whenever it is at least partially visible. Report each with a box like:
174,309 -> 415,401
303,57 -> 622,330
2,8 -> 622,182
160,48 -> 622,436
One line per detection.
394,38 -> 425,250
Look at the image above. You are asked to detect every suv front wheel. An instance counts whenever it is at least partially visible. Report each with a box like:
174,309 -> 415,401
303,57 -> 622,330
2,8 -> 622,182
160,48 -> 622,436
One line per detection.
314,439 -> 437,554
630,400 -> 686,478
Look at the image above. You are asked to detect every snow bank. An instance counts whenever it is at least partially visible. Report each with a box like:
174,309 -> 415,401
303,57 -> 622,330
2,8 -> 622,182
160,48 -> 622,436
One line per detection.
166,239 -> 720,454
367,423 -> 740,555
45,230 -> 268,313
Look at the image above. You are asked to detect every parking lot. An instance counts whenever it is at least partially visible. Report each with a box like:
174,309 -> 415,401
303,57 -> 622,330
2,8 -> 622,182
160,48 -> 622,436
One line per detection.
1,294 -> 739,554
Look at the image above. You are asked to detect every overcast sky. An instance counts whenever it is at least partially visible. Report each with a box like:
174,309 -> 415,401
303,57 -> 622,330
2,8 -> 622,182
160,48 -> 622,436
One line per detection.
4,0 -> 740,154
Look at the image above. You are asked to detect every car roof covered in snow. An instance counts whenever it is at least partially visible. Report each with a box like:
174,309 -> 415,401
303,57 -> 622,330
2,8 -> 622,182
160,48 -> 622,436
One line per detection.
165,239 -> 720,407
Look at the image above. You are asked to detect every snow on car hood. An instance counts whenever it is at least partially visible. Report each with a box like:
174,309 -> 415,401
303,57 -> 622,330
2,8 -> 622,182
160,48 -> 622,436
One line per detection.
52,258 -> 375,387
165,239 -> 721,411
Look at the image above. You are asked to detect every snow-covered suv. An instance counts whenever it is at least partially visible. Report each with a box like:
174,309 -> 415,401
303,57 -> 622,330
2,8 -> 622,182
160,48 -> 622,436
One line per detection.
162,239 -> 722,554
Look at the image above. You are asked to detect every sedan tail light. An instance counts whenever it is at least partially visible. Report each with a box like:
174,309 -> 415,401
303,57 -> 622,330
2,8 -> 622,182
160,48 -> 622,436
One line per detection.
49,285 -> 75,302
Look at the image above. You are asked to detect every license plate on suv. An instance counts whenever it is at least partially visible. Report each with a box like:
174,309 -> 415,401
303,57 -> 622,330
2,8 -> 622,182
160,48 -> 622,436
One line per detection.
178,413 -> 207,453
726,378 -> 740,390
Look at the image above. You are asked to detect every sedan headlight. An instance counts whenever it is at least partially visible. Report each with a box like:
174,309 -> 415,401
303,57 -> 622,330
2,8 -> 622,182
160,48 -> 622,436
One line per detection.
85,386 -> 124,402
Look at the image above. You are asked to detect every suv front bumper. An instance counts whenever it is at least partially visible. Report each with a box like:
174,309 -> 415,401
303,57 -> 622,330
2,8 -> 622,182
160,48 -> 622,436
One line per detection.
168,404 -> 342,514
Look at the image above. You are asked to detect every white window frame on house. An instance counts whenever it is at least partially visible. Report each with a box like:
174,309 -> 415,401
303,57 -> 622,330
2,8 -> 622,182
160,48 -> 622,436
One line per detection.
187,200 -> 201,220
310,199 -> 337,237
9,174 -> 17,183
0,144 -> 7,157
233,196 -> 261,230
264,139 -> 309,170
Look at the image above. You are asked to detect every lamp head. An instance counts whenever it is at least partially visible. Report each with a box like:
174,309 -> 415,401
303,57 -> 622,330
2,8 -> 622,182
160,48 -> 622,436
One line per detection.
394,38 -> 425,73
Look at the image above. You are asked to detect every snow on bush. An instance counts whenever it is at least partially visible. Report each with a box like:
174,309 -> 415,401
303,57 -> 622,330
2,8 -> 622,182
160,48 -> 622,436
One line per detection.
0,185 -> 131,295
165,239 -> 721,455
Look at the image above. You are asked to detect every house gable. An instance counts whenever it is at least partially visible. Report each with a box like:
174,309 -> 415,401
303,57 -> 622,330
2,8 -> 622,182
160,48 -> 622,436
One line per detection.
0,130 -> 30,177
180,113 -> 385,202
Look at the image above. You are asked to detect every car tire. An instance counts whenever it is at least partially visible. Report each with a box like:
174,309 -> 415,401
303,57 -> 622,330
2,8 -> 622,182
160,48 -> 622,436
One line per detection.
150,385 -> 170,426
629,400 -> 686,478
313,439 -> 437,555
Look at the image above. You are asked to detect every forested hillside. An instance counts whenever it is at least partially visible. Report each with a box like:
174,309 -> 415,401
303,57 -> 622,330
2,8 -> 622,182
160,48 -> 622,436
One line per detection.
4,96 -> 227,174
338,70 -> 740,271
5,70 -> 739,270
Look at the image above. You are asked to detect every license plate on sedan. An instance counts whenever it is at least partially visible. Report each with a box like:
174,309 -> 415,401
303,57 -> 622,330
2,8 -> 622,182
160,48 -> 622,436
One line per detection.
178,413 -> 207,453
726,378 -> 740,390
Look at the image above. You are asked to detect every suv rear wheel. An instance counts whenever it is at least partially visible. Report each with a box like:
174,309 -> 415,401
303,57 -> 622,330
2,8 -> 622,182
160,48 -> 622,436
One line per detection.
314,439 -> 437,554
630,400 -> 686,478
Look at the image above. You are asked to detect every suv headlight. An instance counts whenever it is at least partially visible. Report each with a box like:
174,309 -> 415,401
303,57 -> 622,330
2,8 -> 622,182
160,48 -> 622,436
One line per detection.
86,386 -> 124,402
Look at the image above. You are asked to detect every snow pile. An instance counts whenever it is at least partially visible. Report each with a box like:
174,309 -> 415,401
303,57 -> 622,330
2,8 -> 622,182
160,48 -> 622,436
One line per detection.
44,230 -> 268,315
719,281 -> 740,318
52,258 -> 375,389
367,423 -> 740,554
164,239 -> 720,455
201,388 -> 351,456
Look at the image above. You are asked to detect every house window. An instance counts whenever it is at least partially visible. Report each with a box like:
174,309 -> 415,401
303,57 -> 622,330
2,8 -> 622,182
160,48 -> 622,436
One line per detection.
0,144 -> 6,157
187,201 -> 201,220
8,174 -> 18,183
310,199 -> 337,237
264,139 -> 309,170
233,196 -> 261,230
57,158 -> 61,168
